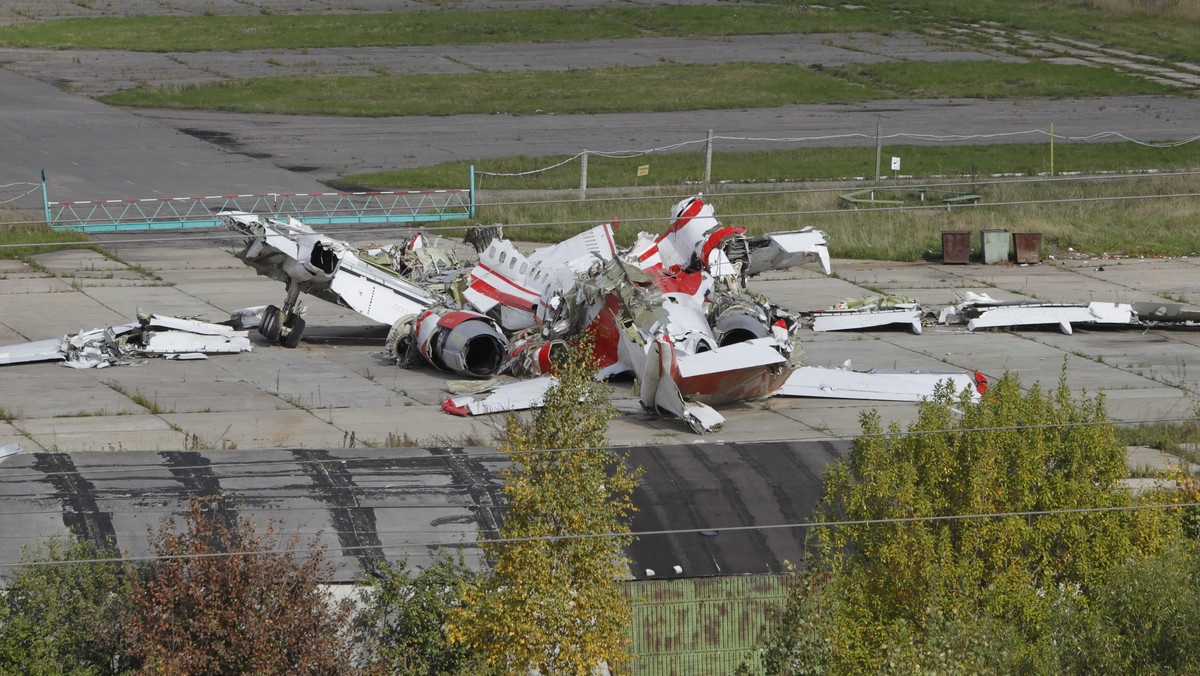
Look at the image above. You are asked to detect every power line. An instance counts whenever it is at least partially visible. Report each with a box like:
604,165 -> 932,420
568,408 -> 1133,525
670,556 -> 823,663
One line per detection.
5,500 -> 1198,570
473,132 -> 1200,178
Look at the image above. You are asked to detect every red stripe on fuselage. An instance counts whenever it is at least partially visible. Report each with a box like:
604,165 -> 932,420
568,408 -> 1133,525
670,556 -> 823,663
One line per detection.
659,197 -> 705,242
467,276 -> 537,313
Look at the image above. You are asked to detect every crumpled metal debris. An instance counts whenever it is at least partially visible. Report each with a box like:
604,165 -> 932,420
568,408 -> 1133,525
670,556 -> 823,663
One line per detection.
808,294 -> 925,334
0,311 -> 252,369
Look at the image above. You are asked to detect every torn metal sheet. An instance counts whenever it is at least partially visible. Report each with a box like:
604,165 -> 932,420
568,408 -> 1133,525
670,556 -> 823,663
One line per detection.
443,376 -> 559,416
142,313 -> 246,337
0,338 -> 65,365
0,313 -> 252,369
780,364 -> 985,402
810,294 -> 924,334
742,229 -> 832,277
638,335 -> 726,434
140,330 -> 251,355
812,308 -> 923,334
1131,301 -> 1200,324
939,292 -> 1134,334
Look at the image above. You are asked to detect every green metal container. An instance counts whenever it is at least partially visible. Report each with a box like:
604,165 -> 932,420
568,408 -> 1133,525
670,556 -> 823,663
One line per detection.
981,229 -> 1011,264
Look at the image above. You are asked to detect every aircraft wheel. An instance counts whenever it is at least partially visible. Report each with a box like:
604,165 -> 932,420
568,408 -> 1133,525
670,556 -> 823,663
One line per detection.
259,305 -> 282,342
281,313 -> 306,349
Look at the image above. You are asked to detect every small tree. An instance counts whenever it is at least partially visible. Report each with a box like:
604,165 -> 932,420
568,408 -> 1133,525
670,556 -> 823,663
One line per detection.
0,536 -> 133,675
817,372 -> 1176,623
126,497 -> 357,675
447,337 -> 641,675
357,550 -> 483,675
753,370 -> 1182,673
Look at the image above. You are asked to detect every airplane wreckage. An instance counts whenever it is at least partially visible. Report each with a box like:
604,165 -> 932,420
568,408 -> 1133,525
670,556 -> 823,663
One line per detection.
3,195 -> 1196,433
216,194 -> 984,433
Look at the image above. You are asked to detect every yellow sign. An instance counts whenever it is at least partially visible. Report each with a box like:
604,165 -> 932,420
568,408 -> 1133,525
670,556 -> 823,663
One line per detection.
637,164 -> 650,177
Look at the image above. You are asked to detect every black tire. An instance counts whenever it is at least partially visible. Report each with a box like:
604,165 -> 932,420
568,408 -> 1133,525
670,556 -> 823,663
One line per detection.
259,304 -> 282,342
281,313 -> 306,348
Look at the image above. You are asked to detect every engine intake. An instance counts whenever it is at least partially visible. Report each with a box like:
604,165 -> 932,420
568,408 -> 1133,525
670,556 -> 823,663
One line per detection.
417,310 -> 507,377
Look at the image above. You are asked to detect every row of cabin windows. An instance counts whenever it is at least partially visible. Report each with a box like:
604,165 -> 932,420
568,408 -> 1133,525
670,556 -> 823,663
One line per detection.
492,247 -> 539,279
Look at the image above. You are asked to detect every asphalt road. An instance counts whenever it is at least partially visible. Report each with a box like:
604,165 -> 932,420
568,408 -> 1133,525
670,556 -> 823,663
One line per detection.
2,22 -> 1198,202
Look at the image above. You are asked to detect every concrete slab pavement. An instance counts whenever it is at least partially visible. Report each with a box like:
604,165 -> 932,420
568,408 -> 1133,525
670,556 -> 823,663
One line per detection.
4,241 -> 1200,453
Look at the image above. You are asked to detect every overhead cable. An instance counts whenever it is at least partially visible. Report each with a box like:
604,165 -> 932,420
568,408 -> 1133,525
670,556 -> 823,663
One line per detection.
6,500 -> 1199,570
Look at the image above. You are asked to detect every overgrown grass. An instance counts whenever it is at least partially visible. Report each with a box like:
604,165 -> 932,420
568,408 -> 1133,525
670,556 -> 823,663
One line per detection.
349,140 -> 1200,191
0,222 -> 90,260
901,0 -> 1200,64
98,59 -> 1175,117
1118,417 -> 1200,467
424,173 -> 1200,261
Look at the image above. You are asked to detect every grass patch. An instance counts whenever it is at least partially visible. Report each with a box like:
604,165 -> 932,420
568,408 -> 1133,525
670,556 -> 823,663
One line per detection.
903,0 -> 1200,64
411,172 -> 1200,262
99,63 -> 881,116
827,61 -> 1179,99
1118,417 -> 1200,467
0,5 -> 897,52
350,140 -> 1200,191
107,383 -> 171,414
0,222 -> 90,260
98,59 -> 1176,118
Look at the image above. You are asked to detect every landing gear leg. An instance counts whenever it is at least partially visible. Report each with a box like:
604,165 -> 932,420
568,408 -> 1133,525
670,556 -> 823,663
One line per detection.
276,283 -> 305,348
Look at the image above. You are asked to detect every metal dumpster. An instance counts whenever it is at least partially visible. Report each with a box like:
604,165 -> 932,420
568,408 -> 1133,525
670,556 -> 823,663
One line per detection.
941,231 -> 971,264
981,229 -> 1010,264
1012,232 -> 1043,264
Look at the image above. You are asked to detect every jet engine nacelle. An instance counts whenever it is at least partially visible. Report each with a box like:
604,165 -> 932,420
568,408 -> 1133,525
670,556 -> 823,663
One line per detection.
713,310 -> 770,346
415,310 -> 508,378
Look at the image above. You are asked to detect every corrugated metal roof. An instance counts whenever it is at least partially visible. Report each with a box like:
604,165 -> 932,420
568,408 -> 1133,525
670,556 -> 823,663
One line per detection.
625,574 -> 786,676
626,440 -> 848,578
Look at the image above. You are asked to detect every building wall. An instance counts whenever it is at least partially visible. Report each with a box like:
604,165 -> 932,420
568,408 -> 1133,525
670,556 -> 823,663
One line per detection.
625,574 -> 786,676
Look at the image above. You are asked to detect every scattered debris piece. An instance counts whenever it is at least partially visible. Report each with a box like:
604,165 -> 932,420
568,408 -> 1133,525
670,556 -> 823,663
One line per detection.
938,292 -> 1135,334
808,294 -> 924,334
0,312 -> 251,369
779,362 -> 986,402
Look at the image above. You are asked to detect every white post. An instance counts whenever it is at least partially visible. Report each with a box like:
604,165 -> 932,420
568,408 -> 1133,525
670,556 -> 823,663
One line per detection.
875,120 -> 882,182
704,129 -> 714,192
580,150 -> 588,201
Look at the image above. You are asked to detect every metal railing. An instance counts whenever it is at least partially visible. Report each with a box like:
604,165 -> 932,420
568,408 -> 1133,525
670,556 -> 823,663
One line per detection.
42,169 -> 476,232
